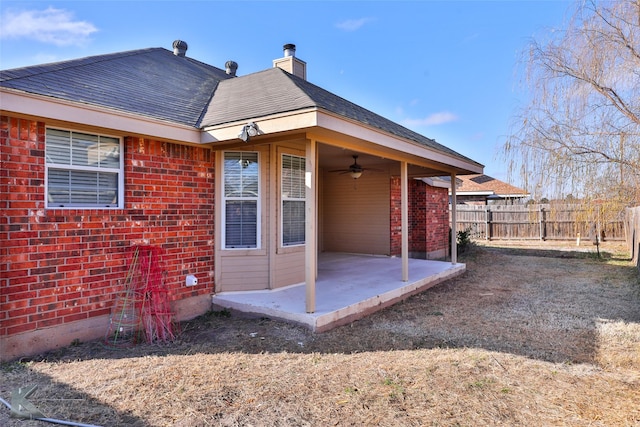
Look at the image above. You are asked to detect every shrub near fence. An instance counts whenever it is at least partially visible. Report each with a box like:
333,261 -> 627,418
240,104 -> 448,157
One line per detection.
453,204 -> 626,242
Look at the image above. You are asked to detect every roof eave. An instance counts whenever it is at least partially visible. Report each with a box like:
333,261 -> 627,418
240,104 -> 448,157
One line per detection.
201,107 -> 319,139
451,191 -> 496,196
488,193 -> 530,199
420,177 -> 452,189
202,108 -> 483,175
0,87 -> 202,144
314,110 -> 483,175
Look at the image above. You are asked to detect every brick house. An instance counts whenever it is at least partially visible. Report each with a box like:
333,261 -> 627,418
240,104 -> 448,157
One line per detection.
0,42 -> 483,361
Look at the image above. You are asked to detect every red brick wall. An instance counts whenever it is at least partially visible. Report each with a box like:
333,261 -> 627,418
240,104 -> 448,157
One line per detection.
390,178 -> 449,258
0,115 -> 215,339
421,182 -> 450,258
409,179 -> 427,254
390,176 -> 402,256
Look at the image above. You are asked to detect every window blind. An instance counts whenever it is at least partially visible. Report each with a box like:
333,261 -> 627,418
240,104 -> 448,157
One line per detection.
224,152 -> 259,248
282,154 -> 305,246
45,128 -> 121,208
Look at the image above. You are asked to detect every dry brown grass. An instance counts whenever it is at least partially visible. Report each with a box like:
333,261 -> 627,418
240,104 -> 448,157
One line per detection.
2,241 -> 639,426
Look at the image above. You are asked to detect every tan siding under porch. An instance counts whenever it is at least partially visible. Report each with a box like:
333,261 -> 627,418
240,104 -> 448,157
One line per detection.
215,145 -> 271,293
322,168 -> 390,255
273,249 -> 305,288
217,254 -> 269,291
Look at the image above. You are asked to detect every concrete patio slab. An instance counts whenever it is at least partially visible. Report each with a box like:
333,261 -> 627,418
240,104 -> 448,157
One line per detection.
211,253 -> 465,331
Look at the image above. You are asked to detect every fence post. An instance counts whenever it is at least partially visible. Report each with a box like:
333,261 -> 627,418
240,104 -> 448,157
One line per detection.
485,206 -> 489,240
624,208 -> 635,259
636,207 -> 640,270
598,204 -> 604,242
539,206 -> 545,241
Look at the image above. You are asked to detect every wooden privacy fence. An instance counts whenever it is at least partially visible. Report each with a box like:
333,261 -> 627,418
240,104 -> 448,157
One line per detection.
453,204 -> 627,242
625,206 -> 640,269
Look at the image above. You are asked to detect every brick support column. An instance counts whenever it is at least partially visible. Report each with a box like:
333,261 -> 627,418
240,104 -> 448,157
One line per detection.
390,176 -> 402,256
390,177 -> 450,260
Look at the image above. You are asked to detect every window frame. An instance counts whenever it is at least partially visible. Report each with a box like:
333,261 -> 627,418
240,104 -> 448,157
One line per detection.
44,127 -> 124,209
222,151 -> 261,250
280,153 -> 306,247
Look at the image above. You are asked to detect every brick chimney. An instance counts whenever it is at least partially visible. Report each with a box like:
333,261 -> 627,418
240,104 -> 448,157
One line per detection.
273,44 -> 307,80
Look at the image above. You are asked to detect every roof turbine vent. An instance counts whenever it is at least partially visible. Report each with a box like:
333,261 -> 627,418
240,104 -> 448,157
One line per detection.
225,60 -> 238,76
172,40 -> 188,57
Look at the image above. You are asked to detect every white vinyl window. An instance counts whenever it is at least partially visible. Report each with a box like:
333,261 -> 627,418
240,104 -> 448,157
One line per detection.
45,128 -> 123,208
223,152 -> 259,249
281,154 -> 305,246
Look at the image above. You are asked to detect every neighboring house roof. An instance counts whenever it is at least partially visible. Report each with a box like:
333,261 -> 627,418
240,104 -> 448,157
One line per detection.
452,174 -> 529,198
0,48 -> 231,127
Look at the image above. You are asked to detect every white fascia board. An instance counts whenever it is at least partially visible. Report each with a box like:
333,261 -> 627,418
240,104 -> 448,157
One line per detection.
201,108 -> 319,143
419,177 -> 451,189
488,193 -> 530,198
449,190 -> 495,196
203,108 -> 483,174
314,111 -> 483,173
1,88 -> 201,144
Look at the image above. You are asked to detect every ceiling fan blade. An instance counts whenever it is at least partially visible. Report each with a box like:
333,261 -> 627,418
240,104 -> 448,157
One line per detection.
329,154 -> 380,176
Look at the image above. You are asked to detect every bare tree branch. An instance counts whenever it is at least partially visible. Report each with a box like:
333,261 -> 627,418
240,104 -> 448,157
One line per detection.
504,0 -> 640,207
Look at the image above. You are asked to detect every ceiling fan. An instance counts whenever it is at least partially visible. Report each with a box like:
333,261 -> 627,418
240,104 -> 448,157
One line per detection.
329,155 -> 381,179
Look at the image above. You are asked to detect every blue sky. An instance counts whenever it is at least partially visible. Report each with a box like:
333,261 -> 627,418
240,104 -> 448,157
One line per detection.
0,1 -> 572,184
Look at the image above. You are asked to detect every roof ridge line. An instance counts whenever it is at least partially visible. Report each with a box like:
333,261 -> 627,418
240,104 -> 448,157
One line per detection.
1,48 -> 162,82
272,67 -> 316,105
195,79 -> 220,128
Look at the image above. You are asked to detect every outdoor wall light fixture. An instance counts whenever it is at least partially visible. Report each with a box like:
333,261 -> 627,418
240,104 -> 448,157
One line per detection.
238,122 -> 259,142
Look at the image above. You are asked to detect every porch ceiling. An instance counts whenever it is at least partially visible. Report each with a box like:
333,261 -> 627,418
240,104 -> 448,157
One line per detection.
317,144 -> 450,178
211,253 -> 465,332
203,109 -> 483,176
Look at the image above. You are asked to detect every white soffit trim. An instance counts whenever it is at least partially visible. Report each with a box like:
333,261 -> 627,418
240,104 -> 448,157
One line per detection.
1,89 -> 201,144
201,108 -> 319,143
488,193 -> 530,198
315,111 -> 482,173
450,191 -> 495,196
203,109 -> 483,174
419,177 -> 451,189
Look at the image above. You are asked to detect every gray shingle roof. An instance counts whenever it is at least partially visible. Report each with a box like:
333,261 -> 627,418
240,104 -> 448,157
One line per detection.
1,48 -> 231,127
201,68 -> 316,126
203,67 -> 478,164
1,47 -> 480,167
